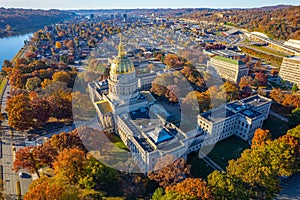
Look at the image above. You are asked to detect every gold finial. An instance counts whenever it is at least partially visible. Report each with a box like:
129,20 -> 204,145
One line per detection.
118,33 -> 125,57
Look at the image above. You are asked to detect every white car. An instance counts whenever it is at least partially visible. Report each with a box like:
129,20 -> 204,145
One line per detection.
19,172 -> 24,178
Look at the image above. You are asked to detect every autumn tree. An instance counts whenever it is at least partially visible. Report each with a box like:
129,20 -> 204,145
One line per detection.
13,146 -> 42,178
148,155 -> 191,188
221,81 -> 240,102
164,54 -> 185,69
52,71 -> 71,84
24,175 -> 80,200
25,76 -> 41,92
55,41 -> 62,49
46,95 -> 72,119
9,69 -> 26,89
53,148 -> 86,184
254,72 -> 268,86
41,78 -> 52,89
6,93 -> 34,130
151,82 -> 167,97
270,88 -> 285,105
165,84 -> 180,103
251,128 -> 272,149
30,97 -> 51,127
44,129 -> 86,153
166,178 -> 214,200
184,91 -> 210,113
239,76 -> 253,89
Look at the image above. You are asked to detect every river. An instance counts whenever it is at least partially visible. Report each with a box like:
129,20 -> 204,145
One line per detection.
0,33 -> 33,70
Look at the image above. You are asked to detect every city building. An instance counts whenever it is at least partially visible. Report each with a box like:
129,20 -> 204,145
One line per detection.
284,39 -> 300,51
88,37 -> 272,173
197,95 -> 272,144
88,36 -> 196,173
279,57 -> 300,86
207,55 -> 249,83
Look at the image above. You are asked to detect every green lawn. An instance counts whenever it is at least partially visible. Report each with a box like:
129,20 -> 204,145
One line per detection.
106,133 -> 128,150
187,152 -> 214,178
206,136 -> 250,170
262,116 -> 289,139
188,136 -> 250,177
0,77 -> 7,96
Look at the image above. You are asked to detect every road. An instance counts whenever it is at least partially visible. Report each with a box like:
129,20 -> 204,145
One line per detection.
0,82 -> 32,198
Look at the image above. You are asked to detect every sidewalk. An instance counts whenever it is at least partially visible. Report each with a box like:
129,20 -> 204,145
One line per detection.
269,110 -> 289,123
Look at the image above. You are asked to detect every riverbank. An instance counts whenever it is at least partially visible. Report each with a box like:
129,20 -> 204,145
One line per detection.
0,36 -> 29,97
0,33 -> 32,69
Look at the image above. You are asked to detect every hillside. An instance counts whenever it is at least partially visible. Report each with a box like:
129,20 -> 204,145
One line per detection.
0,8 -> 75,37
185,5 -> 300,40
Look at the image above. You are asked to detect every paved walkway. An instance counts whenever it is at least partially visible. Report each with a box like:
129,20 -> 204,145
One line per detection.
198,150 -> 225,172
275,175 -> 300,200
269,110 -> 289,123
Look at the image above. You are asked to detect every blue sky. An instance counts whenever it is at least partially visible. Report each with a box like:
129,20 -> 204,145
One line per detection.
1,0 -> 300,9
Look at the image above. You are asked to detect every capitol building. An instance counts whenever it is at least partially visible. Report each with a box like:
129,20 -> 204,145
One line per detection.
88,37 -> 272,173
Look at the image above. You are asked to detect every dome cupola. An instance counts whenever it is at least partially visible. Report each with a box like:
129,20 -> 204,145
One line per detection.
110,34 -> 135,74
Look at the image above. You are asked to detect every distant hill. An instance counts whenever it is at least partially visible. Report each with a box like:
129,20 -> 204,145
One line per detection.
185,5 -> 300,40
255,4 -> 292,11
0,8 -> 75,37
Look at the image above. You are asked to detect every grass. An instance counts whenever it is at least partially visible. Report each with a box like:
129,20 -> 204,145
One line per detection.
262,116 -> 289,139
105,133 -> 128,150
250,45 -> 289,57
0,77 -> 7,96
188,136 -> 250,178
187,152 -> 215,178
206,136 -> 250,170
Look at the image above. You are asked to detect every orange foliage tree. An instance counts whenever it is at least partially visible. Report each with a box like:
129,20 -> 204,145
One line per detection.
166,178 -> 214,200
148,155 -> 191,188
53,148 -> 86,184
251,128 -> 272,149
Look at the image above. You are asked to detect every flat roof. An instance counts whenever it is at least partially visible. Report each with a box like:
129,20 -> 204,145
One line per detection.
241,109 -> 262,119
201,107 -> 236,123
241,95 -> 269,107
227,103 -> 249,113
96,100 -> 112,113
134,136 -> 154,152
213,55 -> 244,65
285,56 -> 300,62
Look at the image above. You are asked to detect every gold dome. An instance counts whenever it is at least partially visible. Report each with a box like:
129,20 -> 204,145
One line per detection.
110,34 -> 135,74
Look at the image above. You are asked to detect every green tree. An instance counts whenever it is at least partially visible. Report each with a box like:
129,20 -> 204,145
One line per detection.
292,84 -> 299,92
79,156 -> 116,189
25,77 -> 41,92
152,188 -> 164,200
289,108 -> 300,128
208,171 -> 248,200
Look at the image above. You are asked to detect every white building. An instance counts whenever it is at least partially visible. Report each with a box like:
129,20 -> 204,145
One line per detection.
207,55 -> 249,83
284,39 -> 300,51
197,95 -> 272,144
279,57 -> 300,86
88,37 -> 272,174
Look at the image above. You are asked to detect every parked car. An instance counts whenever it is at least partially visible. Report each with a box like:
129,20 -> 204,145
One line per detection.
19,172 -> 24,178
